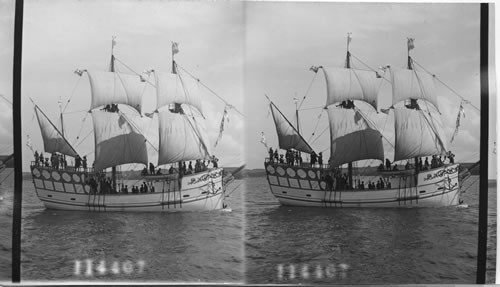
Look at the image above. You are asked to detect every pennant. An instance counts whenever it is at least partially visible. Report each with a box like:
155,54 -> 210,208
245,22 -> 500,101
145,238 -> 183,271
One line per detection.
450,103 -> 465,143
214,106 -> 229,147
309,66 -> 319,73
347,33 -> 352,45
74,69 -> 84,77
112,37 -> 117,48
407,38 -> 415,51
26,135 -> 34,153
172,42 -> 180,55
260,132 -> 268,149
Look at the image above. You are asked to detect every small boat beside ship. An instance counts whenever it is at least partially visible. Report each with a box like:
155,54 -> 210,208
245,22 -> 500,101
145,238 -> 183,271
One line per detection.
30,40 -> 237,212
264,36 -> 476,208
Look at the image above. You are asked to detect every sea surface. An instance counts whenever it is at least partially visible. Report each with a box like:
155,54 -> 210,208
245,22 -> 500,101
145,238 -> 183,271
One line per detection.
0,168 -> 14,282
19,178 -> 244,283
245,175 -> 496,284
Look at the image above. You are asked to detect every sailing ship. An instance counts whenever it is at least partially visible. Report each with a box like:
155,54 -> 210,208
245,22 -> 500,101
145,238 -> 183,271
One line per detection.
30,40 -> 236,212
264,36 -> 473,208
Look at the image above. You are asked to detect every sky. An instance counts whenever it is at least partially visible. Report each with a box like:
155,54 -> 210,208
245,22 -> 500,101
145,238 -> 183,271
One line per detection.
244,2 -> 496,177
20,0 -> 245,171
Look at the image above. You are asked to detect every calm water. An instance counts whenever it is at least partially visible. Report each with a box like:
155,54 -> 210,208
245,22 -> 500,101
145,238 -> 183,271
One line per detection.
245,175 -> 496,284
0,168 -> 14,282
19,178 -> 244,283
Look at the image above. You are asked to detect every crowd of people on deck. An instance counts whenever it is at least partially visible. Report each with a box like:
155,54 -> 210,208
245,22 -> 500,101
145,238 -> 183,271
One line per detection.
86,173 -> 157,195
320,170 -> 393,191
33,151 -> 90,172
267,147 -> 324,168
141,156 -> 220,177
268,147 -> 456,173
377,153 -> 455,172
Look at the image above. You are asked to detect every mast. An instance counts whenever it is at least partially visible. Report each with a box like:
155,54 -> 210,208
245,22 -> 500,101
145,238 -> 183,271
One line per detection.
345,33 -> 353,189
58,96 -> 66,165
407,37 -> 419,173
110,36 -> 116,192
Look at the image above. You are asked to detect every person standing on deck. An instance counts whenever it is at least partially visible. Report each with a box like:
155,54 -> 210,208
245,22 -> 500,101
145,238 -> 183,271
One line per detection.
448,151 -> 455,164
82,156 -> 87,171
268,147 -> 274,163
311,151 -> 317,167
318,152 -> 323,167
149,162 -> 155,175
385,158 -> 391,170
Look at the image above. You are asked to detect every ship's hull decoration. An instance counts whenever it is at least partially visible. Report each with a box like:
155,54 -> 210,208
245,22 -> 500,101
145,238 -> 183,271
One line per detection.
264,162 -> 461,208
31,165 -> 225,212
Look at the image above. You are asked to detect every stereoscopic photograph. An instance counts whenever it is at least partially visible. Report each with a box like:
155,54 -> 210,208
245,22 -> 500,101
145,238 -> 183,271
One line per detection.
244,2 -> 496,284
17,0 -> 244,282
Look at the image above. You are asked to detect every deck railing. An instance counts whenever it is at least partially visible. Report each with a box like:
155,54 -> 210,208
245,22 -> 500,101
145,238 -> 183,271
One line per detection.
30,161 -> 94,173
264,158 -> 331,170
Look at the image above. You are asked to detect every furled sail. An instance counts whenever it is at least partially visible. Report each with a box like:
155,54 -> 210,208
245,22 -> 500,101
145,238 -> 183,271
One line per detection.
391,69 -> 439,111
327,106 -> 384,166
270,102 -> 314,154
157,108 -> 211,165
155,71 -> 203,114
393,108 -> 448,162
87,70 -> 145,113
92,111 -> 148,171
34,106 -> 79,158
322,67 -> 379,110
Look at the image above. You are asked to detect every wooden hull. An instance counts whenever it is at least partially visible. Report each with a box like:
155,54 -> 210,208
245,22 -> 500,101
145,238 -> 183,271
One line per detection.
30,166 -> 226,212
264,162 -> 461,208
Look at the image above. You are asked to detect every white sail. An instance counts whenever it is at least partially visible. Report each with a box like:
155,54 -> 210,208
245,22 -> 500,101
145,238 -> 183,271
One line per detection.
393,108 -> 448,162
157,107 -> 211,165
270,102 -> 314,154
327,106 -> 384,166
92,111 -> 148,171
155,71 -> 203,114
87,70 -> 144,113
391,69 -> 438,110
323,67 -> 379,110
35,106 -> 79,158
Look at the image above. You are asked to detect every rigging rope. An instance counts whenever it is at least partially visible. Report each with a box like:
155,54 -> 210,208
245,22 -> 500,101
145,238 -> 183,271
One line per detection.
72,113 -> 89,146
0,94 -> 12,106
62,76 -> 82,113
298,72 -> 318,110
355,108 -> 395,149
114,56 -> 157,89
63,110 -> 88,115
299,106 -> 324,111
224,181 -> 243,198
412,59 -> 480,112
308,110 -> 324,141
350,53 -> 391,84
0,169 -> 14,185
177,64 -> 245,118
73,129 -> 92,149
119,111 -> 159,153
310,126 -> 328,145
